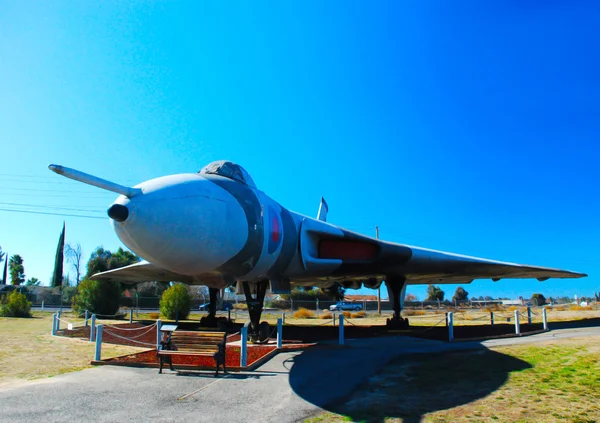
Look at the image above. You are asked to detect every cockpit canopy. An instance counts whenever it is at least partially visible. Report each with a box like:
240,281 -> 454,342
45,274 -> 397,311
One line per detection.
199,160 -> 256,189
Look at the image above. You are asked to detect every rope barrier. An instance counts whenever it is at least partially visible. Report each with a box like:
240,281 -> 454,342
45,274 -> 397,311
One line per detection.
105,324 -> 157,340
420,317 -> 449,333
102,328 -> 155,348
57,317 -> 87,326
104,322 -> 157,331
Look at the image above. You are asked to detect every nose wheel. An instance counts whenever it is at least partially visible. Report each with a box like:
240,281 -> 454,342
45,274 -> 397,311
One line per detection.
200,288 -> 219,327
242,280 -> 270,343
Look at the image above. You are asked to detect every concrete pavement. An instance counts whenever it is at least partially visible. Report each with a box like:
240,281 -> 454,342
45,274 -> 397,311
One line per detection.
1,326 -> 599,423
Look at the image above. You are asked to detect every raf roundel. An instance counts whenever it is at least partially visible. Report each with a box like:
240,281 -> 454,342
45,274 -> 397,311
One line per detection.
268,206 -> 282,254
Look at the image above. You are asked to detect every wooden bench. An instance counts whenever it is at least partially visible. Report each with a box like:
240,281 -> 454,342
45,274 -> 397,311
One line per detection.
157,330 -> 227,376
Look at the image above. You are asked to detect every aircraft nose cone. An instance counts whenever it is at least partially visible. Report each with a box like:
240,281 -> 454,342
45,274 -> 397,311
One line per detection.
107,204 -> 129,222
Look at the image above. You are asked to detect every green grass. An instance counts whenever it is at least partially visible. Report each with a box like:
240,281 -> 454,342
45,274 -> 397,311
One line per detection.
306,337 -> 600,422
0,312 -> 146,386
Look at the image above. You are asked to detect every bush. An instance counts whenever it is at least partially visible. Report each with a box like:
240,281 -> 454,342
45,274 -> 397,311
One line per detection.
148,312 -> 160,320
233,303 -> 248,310
160,284 -> 191,320
293,307 -> 315,319
319,311 -> 332,319
351,311 -> 365,318
72,279 -> 121,316
0,291 -> 32,317
404,310 -> 427,316
569,305 -> 593,311
342,311 -> 351,319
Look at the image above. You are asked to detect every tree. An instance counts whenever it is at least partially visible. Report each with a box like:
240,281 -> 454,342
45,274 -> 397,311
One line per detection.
72,279 -> 121,316
25,277 -> 40,286
452,286 -> 469,302
531,293 -> 546,306
85,247 -> 140,279
9,255 -> 25,286
51,223 -> 65,287
322,283 -> 346,301
0,246 -> 4,265
426,284 -> 444,302
65,243 -> 83,286
1,254 -> 7,285
405,293 -> 418,302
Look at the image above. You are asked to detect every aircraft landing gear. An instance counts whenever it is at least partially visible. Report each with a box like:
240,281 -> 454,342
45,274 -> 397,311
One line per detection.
386,276 -> 410,329
200,288 -> 219,327
242,280 -> 269,343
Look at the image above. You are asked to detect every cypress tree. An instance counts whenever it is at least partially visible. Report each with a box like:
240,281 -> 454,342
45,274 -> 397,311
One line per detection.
51,222 -> 66,287
2,254 -> 7,285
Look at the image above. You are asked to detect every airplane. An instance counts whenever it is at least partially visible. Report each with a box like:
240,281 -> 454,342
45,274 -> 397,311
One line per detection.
49,160 -> 586,341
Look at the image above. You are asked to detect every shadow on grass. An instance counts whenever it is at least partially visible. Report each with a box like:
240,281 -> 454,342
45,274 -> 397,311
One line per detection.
289,344 -> 531,423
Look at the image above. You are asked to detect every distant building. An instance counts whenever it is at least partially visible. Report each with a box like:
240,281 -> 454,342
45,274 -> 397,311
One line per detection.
501,299 -> 524,306
344,294 -> 378,302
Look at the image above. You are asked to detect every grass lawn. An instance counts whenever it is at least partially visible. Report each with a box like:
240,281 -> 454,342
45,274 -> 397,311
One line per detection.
0,312 -> 146,387
306,337 -> 600,423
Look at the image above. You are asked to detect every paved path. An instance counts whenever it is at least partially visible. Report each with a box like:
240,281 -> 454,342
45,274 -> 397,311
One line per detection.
1,326 -> 599,423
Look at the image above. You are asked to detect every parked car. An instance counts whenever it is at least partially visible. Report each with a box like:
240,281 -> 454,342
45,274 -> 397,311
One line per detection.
329,301 -> 363,312
198,301 -> 233,311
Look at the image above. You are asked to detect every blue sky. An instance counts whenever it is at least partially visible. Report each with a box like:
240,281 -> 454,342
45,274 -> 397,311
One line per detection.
0,2 -> 597,300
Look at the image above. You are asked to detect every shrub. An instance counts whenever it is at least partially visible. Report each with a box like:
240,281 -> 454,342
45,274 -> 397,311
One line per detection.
148,312 -> 160,320
0,291 -> 32,317
293,307 -> 315,319
351,311 -> 365,318
404,309 -> 427,316
160,284 -> 191,320
233,303 -> 248,310
319,311 -> 332,319
72,279 -> 121,316
342,311 -> 351,319
569,305 -> 593,311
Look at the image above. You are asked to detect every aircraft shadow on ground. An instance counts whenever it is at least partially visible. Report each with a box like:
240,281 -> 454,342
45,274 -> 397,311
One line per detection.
289,344 -> 531,423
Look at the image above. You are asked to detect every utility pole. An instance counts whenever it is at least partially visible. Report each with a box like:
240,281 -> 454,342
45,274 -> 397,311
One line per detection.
376,226 -> 381,315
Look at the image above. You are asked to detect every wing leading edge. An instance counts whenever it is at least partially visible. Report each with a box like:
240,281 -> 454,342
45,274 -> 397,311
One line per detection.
90,261 -> 195,284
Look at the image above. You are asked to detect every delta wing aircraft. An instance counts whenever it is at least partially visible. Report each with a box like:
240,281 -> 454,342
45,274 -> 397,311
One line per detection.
49,161 -> 586,340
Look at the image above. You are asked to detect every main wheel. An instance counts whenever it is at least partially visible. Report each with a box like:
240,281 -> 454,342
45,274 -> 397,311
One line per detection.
258,321 -> 270,343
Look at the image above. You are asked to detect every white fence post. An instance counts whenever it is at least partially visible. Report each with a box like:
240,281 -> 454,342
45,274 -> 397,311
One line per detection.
156,319 -> 162,349
56,313 -> 61,331
90,314 -> 96,342
527,307 -> 532,325
41,301 -> 44,312
277,318 -> 283,348
95,325 -> 103,361
51,313 -> 57,336
129,309 -> 133,324
514,310 -> 521,335
448,312 -> 454,342
240,325 -> 248,367
542,308 -> 548,330
85,310 -> 89,327
339,314 -> 344,345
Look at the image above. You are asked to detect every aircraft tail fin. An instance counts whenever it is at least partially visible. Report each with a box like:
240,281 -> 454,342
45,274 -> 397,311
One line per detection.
317,197 -> 328,222
48,164 -> 142,198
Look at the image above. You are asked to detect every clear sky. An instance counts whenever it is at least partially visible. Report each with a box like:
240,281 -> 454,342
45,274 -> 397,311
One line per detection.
0,2 -> 597,300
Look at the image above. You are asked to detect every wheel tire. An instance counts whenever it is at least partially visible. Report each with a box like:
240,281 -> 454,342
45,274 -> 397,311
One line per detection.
258,321 -> 270,343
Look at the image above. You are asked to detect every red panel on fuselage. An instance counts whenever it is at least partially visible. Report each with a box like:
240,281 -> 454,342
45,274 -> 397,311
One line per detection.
318,239 -> 378,260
